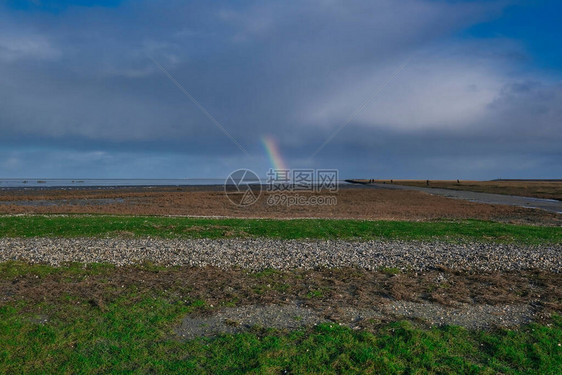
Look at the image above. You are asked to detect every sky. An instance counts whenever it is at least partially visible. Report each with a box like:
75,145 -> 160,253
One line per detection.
0,0 -> 561,179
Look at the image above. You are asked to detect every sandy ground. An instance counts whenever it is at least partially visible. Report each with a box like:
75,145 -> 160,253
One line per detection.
0,185 -> 560,225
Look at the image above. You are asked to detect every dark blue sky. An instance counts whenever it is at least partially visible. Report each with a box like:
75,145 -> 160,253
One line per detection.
1,0 -> 560,179
464,0 -> 562,71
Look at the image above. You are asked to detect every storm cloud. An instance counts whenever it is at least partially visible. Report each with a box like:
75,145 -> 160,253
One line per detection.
0,0 -> 560,178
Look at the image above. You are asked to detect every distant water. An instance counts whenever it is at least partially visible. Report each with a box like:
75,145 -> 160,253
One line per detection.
0,179 -> 228,188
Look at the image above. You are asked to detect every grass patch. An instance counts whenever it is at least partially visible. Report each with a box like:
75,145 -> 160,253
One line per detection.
0,215 -> 560,243
1,262 -> 561,373
306,289 -> 325,299
0,261 -> 116,279
0,298 -> 560,374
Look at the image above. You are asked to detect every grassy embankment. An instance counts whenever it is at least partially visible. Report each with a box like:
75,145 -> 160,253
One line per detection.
0,215 -> 560,243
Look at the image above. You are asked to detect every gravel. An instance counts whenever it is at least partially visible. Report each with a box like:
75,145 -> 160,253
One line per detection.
382,301 -> 534,330
1,237 -> 560,272
175,301 -> 534,339
176,304 -> 328,339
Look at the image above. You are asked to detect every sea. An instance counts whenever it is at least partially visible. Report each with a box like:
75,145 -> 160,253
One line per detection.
0,178 -> 350,189
0,179 -> 227,188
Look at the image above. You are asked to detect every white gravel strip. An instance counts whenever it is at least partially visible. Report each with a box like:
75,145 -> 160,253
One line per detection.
1,238 -> 560,272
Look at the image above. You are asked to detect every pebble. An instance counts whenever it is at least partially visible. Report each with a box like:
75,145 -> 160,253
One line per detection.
0,238 -> 561,272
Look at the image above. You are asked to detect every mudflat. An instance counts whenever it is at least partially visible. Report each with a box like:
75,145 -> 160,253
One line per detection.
1,185 -> 560,225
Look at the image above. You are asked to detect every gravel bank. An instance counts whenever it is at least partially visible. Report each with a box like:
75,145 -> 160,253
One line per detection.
1,238 -> 560,272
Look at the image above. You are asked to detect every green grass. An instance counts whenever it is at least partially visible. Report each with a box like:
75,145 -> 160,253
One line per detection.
1,296 -> 560,374
1,262 -> 561,373
0,215 -> 560,243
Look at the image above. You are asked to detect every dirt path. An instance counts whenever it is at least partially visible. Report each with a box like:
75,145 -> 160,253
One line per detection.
364,183 -> 562,214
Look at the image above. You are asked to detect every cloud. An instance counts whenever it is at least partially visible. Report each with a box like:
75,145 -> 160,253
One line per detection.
0,0 -> 560,178
484,80 -> 562,142
0,33 -> 59,62
303,42 -> 513,131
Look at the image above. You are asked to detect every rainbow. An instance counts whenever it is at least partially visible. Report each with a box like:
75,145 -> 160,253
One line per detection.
262,135 -> 288,171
